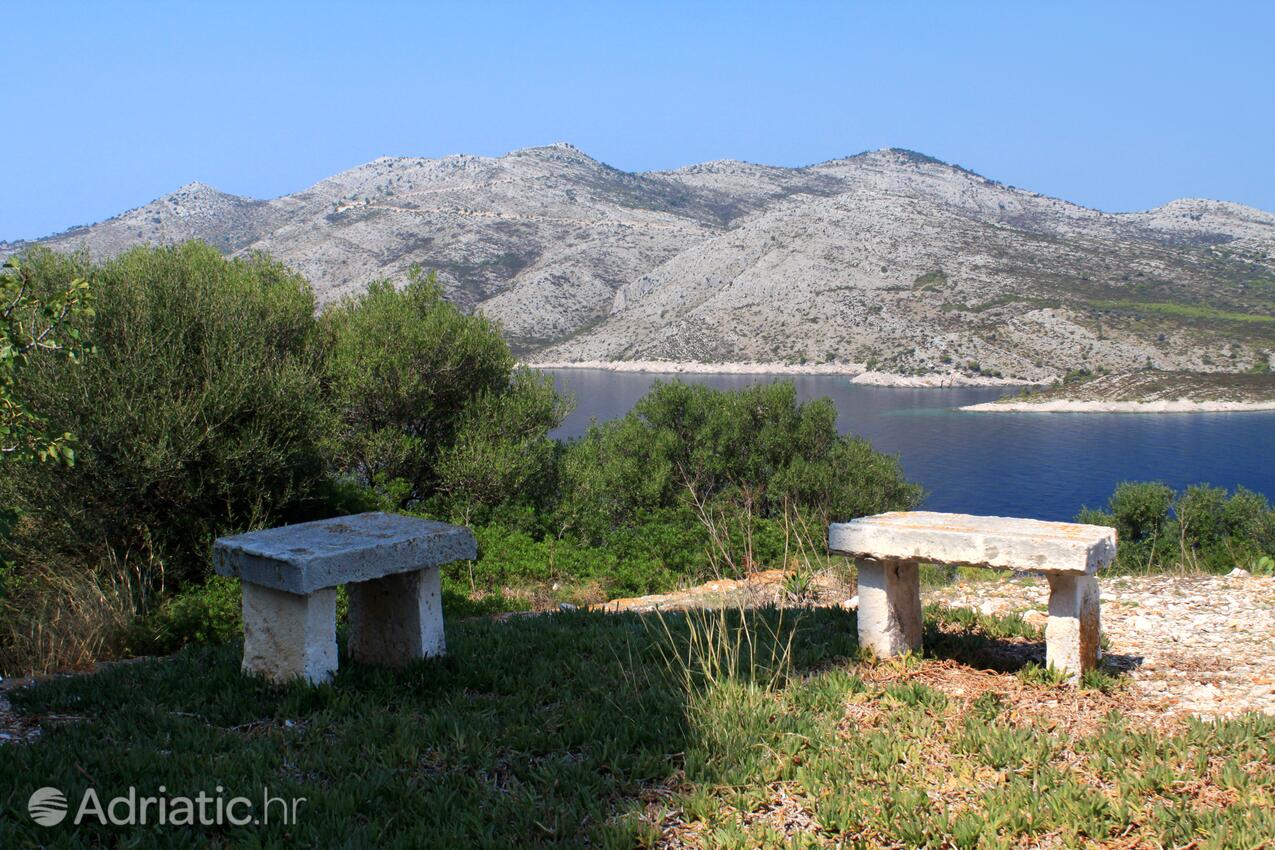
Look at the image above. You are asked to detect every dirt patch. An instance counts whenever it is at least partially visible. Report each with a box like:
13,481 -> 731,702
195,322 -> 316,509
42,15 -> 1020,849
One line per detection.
592,569 -> 853,614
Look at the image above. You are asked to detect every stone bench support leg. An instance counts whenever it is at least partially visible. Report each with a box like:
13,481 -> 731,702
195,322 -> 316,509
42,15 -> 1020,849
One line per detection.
856,557 -> 923,658
348,566 -> 446,666
1045,573 -> 1100,679
241,583 -> 338,685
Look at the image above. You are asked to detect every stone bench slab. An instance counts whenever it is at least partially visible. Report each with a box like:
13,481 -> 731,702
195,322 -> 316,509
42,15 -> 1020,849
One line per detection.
828,511 -> 1116,575
213,511 -> 477,595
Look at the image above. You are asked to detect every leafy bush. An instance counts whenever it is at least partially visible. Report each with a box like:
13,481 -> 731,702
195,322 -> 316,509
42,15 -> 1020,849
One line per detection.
128,575 -> 243,656
433,369 -> 568,527
556,381 -> 922,549
0,246 -> 926,667
1079,481 -> 1275,573
1086,481 -> 1174,543
458,510 -> 733,600
0,244 -> 332,585
1,256 -> 94,463
321,272 -> 567,523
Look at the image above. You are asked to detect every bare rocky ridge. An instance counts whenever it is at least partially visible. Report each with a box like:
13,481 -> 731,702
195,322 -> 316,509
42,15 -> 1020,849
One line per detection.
7,144 -> 1275,379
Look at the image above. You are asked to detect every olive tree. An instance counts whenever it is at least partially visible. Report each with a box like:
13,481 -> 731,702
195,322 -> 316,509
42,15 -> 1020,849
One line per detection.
321,270 -> 568,523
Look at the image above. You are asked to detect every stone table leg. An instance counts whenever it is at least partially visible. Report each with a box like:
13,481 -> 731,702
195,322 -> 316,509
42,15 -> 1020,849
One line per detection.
348,566 -> 446,666
856,557 -> 922,658
241,583 -> 338,685
1045,572 -> 1100,679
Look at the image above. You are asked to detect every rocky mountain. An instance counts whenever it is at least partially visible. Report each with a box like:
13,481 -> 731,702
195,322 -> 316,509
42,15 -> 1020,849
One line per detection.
8,144 -> 1275,380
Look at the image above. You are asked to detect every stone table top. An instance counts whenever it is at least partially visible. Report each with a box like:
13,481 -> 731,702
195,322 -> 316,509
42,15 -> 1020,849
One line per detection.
828,511 -> 1117,574
213,512 -> 477,594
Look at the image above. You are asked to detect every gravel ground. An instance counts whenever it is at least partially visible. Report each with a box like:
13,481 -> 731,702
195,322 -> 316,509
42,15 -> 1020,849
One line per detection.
927,573 -> 1275,719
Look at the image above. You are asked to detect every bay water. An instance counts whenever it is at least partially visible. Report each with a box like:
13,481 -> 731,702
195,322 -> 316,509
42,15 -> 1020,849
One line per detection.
542,368 -> 1275,521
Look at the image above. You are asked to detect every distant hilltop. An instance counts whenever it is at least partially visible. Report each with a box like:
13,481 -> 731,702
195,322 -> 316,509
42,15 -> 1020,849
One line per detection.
7,143 -> 1275,382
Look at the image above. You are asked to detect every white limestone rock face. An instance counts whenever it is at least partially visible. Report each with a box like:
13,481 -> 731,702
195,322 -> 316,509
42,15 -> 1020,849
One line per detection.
829,512 -> 1116,575
241,584 -> 338,685
22,144 -> 1275,380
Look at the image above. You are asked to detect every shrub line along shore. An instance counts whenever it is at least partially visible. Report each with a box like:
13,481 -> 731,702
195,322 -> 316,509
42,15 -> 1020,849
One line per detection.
527,359 -> 1034,387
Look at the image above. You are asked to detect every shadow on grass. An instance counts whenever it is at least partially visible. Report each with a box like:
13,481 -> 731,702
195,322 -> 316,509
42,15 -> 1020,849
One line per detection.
2,601 -> 1167,847
923,602 -> 1047,672
923,604 -> 1142,682
0,606 -> 858,849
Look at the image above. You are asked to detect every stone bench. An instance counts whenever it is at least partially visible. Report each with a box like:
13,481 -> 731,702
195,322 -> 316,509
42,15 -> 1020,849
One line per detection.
828,511 -> 1117,678
213,512 -> 476,684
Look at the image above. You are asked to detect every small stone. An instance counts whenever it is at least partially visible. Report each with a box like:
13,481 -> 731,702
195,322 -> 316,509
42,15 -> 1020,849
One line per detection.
979,599 -> 1008,616
1189,683 -> 1222,700
558,603 -> 578,612
1228,568 -> 1251,578
841,595 -> 859,611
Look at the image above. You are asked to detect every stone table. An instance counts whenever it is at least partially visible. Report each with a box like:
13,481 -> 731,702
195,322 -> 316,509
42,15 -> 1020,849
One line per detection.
829,511 -> 1117,678
213,512 -> 476,684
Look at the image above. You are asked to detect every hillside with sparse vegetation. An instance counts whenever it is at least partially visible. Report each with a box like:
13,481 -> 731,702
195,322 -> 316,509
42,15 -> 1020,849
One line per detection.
7,145 -> 1275,382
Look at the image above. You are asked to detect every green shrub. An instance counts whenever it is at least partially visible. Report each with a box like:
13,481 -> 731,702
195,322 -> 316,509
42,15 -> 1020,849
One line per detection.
1,256 -> 94,464
556,381 -> 922,549
1079,481 -> 1275,573
459,511 -> 717,599
129,575 -> 243,655
1108,481 -> 1174,543
432,369 -> 569,527
0,244 -> 332,585
321,272 -> 567,522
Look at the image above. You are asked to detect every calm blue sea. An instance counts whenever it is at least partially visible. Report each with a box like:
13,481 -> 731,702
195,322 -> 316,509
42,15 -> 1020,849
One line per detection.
540,369 -> 1275,522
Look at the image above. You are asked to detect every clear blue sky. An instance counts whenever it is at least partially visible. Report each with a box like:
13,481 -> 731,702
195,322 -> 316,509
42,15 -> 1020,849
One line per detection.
4,1 -> 1272,241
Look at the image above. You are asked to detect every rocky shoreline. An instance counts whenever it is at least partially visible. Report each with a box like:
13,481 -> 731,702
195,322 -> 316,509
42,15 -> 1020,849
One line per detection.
961,371 -> 1275,413
962,398 -> 1275,413
529,360 -> 1033,388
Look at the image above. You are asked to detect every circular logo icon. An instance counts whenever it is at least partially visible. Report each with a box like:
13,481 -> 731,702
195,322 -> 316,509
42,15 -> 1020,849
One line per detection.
28,787 -> 68,827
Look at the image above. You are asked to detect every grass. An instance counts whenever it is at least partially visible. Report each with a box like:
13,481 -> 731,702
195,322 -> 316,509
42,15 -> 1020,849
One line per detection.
2,606 -> 1273,848
1088,299 -> 1275,326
